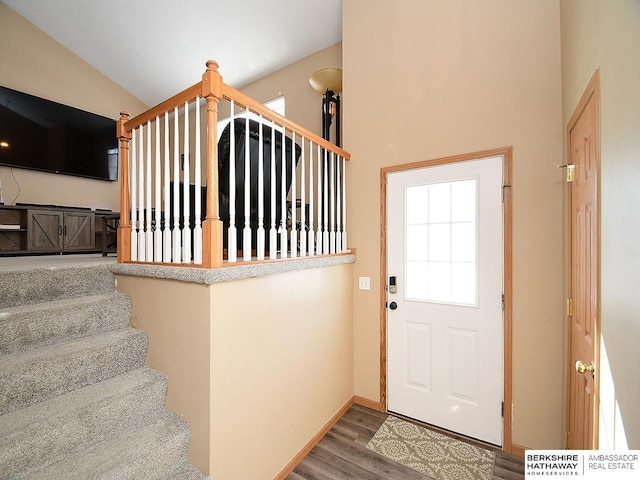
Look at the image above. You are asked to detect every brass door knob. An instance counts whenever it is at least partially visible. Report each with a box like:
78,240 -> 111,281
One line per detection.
575,360 -> 595,375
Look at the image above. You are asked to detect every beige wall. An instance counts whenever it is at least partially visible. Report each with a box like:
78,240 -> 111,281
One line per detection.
238,42 -> 342,140
561,0 -> 640,450
344,0 -> 564,450
116,263 -> 354,479
209,264 -> 353,480
0,2 -> 147,211
115,275 -> 212,474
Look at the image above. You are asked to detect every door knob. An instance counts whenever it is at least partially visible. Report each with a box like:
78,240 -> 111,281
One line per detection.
389,301 -> 397,310
575,360 -> 595,375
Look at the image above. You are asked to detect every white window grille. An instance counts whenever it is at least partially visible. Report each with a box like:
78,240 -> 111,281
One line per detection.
217,96 -> 285,140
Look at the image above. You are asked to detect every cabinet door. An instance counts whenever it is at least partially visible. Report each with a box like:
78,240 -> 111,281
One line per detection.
28,210 -> 63,251
0,207 -> 27,253
63,212 -> 95,250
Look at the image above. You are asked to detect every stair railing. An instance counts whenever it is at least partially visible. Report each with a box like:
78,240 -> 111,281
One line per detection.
117,60 -> 350,268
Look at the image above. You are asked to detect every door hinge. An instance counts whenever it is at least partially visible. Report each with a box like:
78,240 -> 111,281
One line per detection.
501,294 -> 505,311
501,184 -> 511,202
558,164 -> 575,182
567,298 -> 573,317
501,402 -> 504,418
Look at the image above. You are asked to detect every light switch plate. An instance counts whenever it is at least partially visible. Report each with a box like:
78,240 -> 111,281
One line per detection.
358,276 -> 371,290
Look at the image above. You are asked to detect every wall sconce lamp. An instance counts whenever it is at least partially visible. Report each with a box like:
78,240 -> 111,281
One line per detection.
309,68 -> 342,147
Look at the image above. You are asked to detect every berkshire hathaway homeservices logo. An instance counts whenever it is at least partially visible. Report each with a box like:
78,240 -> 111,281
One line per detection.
525,450 -> 639,479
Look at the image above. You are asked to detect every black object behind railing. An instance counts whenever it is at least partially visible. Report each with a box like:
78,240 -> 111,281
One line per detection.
218,118 -> 301,250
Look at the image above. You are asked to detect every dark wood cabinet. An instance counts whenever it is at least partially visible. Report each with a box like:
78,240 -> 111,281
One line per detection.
1,205 -> 98,255
61,211 -> 95,251
27,209 -> 95,252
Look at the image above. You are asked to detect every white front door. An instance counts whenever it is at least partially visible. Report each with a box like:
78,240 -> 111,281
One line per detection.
386,156 -> 504,446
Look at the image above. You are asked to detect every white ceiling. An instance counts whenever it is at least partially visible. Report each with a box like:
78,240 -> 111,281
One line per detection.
3,0 -> 343,106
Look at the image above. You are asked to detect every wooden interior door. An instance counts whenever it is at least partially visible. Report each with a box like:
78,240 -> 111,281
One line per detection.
567,72 -> 600,449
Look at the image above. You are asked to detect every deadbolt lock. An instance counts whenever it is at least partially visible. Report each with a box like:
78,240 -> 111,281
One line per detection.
389,276 -> 397,294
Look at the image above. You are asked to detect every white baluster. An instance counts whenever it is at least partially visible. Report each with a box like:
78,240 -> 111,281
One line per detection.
162,112 -> 171,262
145,122 -> 153,259
279,127 -> 288,258
243,111 -> 251,261
256,115 -> 265,260
329,151 -> 336,254
308,141 -> 315,256
172,107 -> 181,262
182,101 -> 191,263
228,101 -> 237,262
341,154 -> 348,252
130,128 -> 138,261
154,116 -> 161,262
322,148 -> 329,254
193,97 -> 202,264
269,121 -> 277,259
290,131 -> 297,258
335,153 -> 342,253
138,124 -> 146,261
299,137 -> 306,257
315,143 -> 322,255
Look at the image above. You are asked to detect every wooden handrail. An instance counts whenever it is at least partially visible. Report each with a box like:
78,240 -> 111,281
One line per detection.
120,70 -> 350,161
125,83 -> 202,132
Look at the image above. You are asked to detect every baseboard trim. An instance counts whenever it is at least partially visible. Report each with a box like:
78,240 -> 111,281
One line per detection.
273,396 -> 355,480
353,395 -> 382,411
511,443 -> 527,458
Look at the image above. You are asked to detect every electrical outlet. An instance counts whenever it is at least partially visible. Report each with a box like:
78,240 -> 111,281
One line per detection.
358,276 -> 371,290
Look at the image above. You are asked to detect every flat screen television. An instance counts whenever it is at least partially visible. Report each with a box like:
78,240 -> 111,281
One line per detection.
0,85 -> 118,182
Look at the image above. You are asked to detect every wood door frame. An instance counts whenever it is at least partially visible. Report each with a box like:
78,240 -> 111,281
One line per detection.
565,70 -> 601,449
379,146 -> 514,453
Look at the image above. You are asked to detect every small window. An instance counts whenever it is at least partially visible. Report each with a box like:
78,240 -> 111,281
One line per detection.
405,178 -> 478,306
263,96 -> 286,116
217,96 -> 285,140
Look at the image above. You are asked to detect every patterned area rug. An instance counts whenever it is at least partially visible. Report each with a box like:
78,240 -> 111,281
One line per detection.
366,416 -> 496,480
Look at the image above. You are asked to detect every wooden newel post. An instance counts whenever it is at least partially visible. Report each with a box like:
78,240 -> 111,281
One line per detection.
116,112 -> 133,263
201,60 -> 224,268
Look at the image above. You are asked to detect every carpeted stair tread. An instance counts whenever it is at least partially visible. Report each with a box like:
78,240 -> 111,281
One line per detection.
0,264 -> 115,308
0,367 -> 167,476
0,292 -> 132,355
0,328 -> 148,415
165,461 -> 208,480
0,262 -> 202,480
28,410 -> 191,480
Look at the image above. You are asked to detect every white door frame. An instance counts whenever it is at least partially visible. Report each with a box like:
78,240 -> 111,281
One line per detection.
379,146 -> 514,453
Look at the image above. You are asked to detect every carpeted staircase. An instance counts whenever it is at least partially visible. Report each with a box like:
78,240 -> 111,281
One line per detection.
0,262 -> 206,479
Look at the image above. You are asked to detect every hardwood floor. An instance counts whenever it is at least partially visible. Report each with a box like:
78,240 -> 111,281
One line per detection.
286,404 -> 524,480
